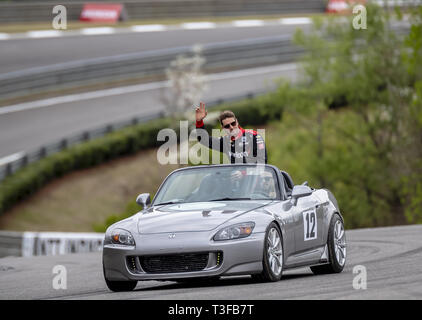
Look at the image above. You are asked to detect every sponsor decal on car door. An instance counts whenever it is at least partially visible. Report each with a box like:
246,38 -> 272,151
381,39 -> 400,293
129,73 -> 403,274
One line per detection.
303,209 -> 317,241
294,196 -> 324,251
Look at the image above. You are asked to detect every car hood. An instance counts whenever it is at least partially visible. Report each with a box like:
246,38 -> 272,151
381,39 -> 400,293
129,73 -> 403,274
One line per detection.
137,200 -> 271,234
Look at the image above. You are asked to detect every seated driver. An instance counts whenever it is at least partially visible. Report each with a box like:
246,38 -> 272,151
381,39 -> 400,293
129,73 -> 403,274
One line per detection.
254,172 -> 276,199
196,172 -> 240,200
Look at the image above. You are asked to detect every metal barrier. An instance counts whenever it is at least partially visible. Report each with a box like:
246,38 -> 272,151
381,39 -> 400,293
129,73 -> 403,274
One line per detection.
0,35 -> 301,100
0,20 -> 411,100
0,0 -> 326,23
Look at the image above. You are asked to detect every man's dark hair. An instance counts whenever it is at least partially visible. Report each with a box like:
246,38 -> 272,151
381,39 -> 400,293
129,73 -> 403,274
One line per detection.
218,110 -> 236,125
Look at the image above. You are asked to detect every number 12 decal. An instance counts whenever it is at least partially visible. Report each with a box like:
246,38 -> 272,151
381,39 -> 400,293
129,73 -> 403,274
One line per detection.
303,210 -> 317,241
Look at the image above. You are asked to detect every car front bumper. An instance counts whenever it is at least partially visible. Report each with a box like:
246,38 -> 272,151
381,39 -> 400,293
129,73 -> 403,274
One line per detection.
103,231 -> 266,281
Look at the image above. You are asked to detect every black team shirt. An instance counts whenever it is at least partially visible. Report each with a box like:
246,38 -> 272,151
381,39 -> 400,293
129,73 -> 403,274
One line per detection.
195,120 -> 267,164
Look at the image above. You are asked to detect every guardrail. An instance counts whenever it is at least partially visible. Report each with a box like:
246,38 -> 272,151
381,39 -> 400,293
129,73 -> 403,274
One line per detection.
0,19 -> 411,101
0,0 -> 326,23
0,34 -> 301,100
0,90 -> 269,182
0,230 -> 104,258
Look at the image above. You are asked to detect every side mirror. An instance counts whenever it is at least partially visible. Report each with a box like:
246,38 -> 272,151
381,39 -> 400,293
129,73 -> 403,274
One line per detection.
136,193 -> 151,209
291,185 -> 312,206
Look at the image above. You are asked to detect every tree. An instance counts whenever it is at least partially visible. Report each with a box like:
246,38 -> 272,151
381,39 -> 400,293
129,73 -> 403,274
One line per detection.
272,3 -> 422,227
400,6 -> 422,223
162,45 -> 207,118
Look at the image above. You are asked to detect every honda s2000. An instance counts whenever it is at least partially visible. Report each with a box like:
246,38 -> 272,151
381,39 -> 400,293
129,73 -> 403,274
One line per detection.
102,164 -> 346,291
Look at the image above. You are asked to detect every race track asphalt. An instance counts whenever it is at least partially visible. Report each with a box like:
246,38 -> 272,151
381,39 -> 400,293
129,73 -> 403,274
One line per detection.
0,224 -> 421,300
0,63 -> 299,159
0,24 -> 309,75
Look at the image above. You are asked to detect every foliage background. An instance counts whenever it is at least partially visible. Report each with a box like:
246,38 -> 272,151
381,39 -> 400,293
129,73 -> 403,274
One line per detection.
1,5 -> 421,232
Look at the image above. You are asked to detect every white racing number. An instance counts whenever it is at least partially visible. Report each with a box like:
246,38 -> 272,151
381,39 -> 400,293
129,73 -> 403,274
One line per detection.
303,209 -> 317,241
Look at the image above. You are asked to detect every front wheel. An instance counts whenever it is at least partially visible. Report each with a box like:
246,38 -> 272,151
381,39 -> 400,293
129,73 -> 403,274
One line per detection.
105,278 -> 138,292
103,264 -> 137,292
252,222 -> 284,282
311,214 -> 346,275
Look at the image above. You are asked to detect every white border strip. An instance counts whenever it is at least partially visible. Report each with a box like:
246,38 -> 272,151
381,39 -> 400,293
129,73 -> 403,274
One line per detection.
279,17 -> 312,25
0,33 -> 11,40
232,20 -> 264,27
80,27 -> 116,35
131,24 -> 167,32
181,22 -> 217,30
0,63 -> 297,115
0,17 -> 313,40
27,30 -> 63,38
0,81 -> 170,115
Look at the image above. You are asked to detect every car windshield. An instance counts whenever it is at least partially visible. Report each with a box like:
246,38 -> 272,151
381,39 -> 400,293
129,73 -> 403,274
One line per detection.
153,166 -> 279,205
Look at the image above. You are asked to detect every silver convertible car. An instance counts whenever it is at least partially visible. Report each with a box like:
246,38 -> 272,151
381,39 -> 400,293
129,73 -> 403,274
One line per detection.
102,164 -> 346,291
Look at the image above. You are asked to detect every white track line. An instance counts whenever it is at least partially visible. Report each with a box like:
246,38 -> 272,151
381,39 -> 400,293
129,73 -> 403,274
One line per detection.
0,63 -> 297,115
181,22 -> 217,30
27,30 -> 63,38
0,82 -> 171,115
0,17 -> 313,40
232,20 -> 264,27
279,17 -> 312,25
0,33 -> 11,40
80,27 -> 116,35
131,24 -> 167,32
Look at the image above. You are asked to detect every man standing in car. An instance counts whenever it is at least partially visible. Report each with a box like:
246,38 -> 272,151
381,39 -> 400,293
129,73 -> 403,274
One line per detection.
194,101 -> 267,164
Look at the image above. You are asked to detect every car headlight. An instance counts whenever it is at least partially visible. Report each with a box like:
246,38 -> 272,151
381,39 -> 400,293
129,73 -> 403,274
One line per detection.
110,229 -> 135,246
213,222 -> 255,241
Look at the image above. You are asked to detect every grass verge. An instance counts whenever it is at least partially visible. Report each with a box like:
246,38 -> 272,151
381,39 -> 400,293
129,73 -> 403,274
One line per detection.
0,148 -> 182,232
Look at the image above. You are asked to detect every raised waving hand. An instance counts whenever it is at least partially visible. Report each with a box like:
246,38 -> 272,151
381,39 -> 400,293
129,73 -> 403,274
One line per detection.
195,102 -> 208,122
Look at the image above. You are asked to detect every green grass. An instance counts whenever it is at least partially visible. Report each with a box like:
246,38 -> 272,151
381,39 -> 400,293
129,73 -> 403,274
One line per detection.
0,148 -> 182,232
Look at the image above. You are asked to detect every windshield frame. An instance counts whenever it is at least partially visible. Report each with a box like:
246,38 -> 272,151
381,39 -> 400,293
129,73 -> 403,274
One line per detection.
151,164 -> 284,206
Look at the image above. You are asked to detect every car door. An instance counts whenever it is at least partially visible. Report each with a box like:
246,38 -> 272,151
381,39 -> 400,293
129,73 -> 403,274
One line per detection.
292,192 -> 325,253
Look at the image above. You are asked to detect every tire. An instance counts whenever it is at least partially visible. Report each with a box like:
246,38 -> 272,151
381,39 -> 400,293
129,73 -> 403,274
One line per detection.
105,278 -> 138,292
252,222 -> 284,282
103,264 -> 137,292
310,214 -> 346,275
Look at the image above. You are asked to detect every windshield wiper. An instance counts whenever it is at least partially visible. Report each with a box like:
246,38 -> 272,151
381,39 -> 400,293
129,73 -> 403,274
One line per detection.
209,197 -> 252,201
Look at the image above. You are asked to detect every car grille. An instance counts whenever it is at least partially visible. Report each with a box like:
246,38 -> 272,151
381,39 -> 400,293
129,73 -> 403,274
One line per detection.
135,252 -> 222,274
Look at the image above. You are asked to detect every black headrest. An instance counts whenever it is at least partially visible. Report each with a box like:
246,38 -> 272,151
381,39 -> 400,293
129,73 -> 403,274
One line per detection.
281,171 -> 294,190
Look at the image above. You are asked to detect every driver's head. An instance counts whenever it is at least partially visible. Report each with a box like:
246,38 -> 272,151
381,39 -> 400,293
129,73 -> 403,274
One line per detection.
219,111 -> 240,138
257,172 -> 274,195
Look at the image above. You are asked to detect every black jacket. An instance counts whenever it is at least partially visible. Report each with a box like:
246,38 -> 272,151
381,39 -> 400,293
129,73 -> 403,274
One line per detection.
195,120 -> 267,164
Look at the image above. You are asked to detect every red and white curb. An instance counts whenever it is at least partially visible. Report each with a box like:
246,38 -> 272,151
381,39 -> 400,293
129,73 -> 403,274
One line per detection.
0,17 -> 312,41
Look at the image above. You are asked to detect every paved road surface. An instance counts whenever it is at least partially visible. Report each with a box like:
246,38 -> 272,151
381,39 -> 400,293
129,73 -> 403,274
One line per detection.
0,225 -> 421,300
0,24 -> 309,75
0,63 -> 299,159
